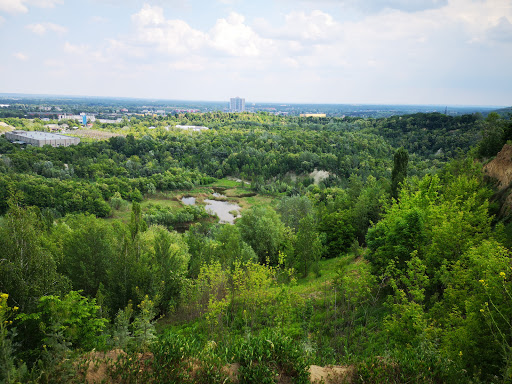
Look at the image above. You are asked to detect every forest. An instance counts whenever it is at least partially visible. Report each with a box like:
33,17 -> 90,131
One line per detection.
1,110 -> 512,383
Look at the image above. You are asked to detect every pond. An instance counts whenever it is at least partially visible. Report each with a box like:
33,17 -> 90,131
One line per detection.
204,199 -> 241,224
181,196 -> 196,205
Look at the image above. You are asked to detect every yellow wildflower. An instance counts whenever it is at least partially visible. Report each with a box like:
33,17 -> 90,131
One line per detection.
479,279 -> 485,284
13,306 -> 19,311
500,272 -> 506,278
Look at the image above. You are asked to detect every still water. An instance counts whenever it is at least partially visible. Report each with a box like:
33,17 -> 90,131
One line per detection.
181,196 -> 196,205
204,199 -> 241,224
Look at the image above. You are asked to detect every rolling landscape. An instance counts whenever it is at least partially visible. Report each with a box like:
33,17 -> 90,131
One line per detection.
0,99 -> 512,383
1,0 -> 512,383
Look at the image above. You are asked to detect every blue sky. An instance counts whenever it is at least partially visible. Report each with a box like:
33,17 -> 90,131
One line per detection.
0,0 -> 511,105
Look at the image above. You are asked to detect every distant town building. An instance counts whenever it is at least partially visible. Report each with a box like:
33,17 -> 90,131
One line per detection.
5,130 -> 80,147
300,113 -> 327,118
230,97 -> 245,112
80,113 -> 87,125
44,124 -> 68,132
98,118 -> 123,124
175,125 -> 209,132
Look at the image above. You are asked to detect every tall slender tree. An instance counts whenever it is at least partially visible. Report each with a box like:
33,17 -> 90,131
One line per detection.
391,147 -> 409,200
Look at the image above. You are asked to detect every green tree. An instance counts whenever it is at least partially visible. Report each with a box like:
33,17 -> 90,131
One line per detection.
277,195 -> 315,231
294,215 -> 322,277
478,112 -> 505,157
144,226 -> 190,313
0,203 -> 68,312
391,147 -> 409,200
60,214 -> 114,297
237,206 -> 285,265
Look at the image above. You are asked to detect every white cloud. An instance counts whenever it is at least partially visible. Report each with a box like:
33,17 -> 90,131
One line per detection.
0,0 -> 28,13
63,41 -> 109,63
28,0 -> 62,7
127,6 -> 275,59
255,10 -> 342,43
487,17 -> 512,43
130,4 -> 207,55
209,12 -> 273,57
13,52 -> 28,60
0,15 -> 4,24
26,22 -> 67,35
0,0 -> 62,14
131,3 -> 165,26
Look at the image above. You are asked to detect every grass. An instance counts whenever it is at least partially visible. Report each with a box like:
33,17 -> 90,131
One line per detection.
295,256 -> 348,289
210,178 -> 241,188
106,180 -> 280,226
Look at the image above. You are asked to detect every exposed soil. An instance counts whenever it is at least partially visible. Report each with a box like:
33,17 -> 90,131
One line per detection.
309,365 -> 354,383
483,144 -> 512,217
80,349 -> 352,384
83,349 -> 127,384
483,144 -> 512,190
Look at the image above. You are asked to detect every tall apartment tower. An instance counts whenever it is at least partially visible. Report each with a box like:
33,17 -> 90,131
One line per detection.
230,97 -> 245,112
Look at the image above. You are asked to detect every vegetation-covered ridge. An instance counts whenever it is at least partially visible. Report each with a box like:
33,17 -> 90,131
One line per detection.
1,111 -> 512,383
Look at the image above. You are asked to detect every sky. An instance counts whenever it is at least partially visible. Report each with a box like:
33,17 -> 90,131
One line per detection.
0,0 -> 511,106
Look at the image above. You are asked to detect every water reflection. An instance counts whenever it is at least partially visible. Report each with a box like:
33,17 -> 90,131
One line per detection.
181,196 -> 196,205
204,199 -> 241,224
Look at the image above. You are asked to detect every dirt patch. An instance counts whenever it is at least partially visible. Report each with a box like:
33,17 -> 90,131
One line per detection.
83,349 -> 127,384
222,362 -> 240,383
484,144 -> 512,190
309,365 -> 353,383
309,169 -> 330,185
77,348 -> 353,384
483,144 -> 512,217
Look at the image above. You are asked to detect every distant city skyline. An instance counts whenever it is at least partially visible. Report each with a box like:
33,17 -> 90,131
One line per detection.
0,0 -> 511,106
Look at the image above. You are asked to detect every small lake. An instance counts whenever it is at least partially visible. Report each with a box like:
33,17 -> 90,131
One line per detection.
181,196 -> 196,205
204,199 -> 241,224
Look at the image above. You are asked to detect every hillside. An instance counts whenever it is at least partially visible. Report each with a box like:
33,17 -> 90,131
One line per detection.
1,111 -> 512,384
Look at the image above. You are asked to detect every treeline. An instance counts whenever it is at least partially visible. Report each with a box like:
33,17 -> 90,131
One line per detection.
1,111 -> 491,215
0,136 -> 214,216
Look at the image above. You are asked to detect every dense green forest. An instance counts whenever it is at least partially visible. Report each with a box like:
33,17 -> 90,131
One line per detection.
1,111 -> 512,383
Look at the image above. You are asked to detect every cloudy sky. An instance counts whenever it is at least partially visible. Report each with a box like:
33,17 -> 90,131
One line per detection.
0,0 -> 511,105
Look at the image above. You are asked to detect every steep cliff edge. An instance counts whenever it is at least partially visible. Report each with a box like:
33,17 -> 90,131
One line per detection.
484,144 -> 512,218
484,144 -> 512,190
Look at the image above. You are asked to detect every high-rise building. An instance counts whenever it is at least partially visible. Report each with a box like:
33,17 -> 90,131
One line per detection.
230,97 -> 245,112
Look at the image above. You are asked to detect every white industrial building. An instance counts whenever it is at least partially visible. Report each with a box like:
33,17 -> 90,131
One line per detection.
5,130 -> 80,147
